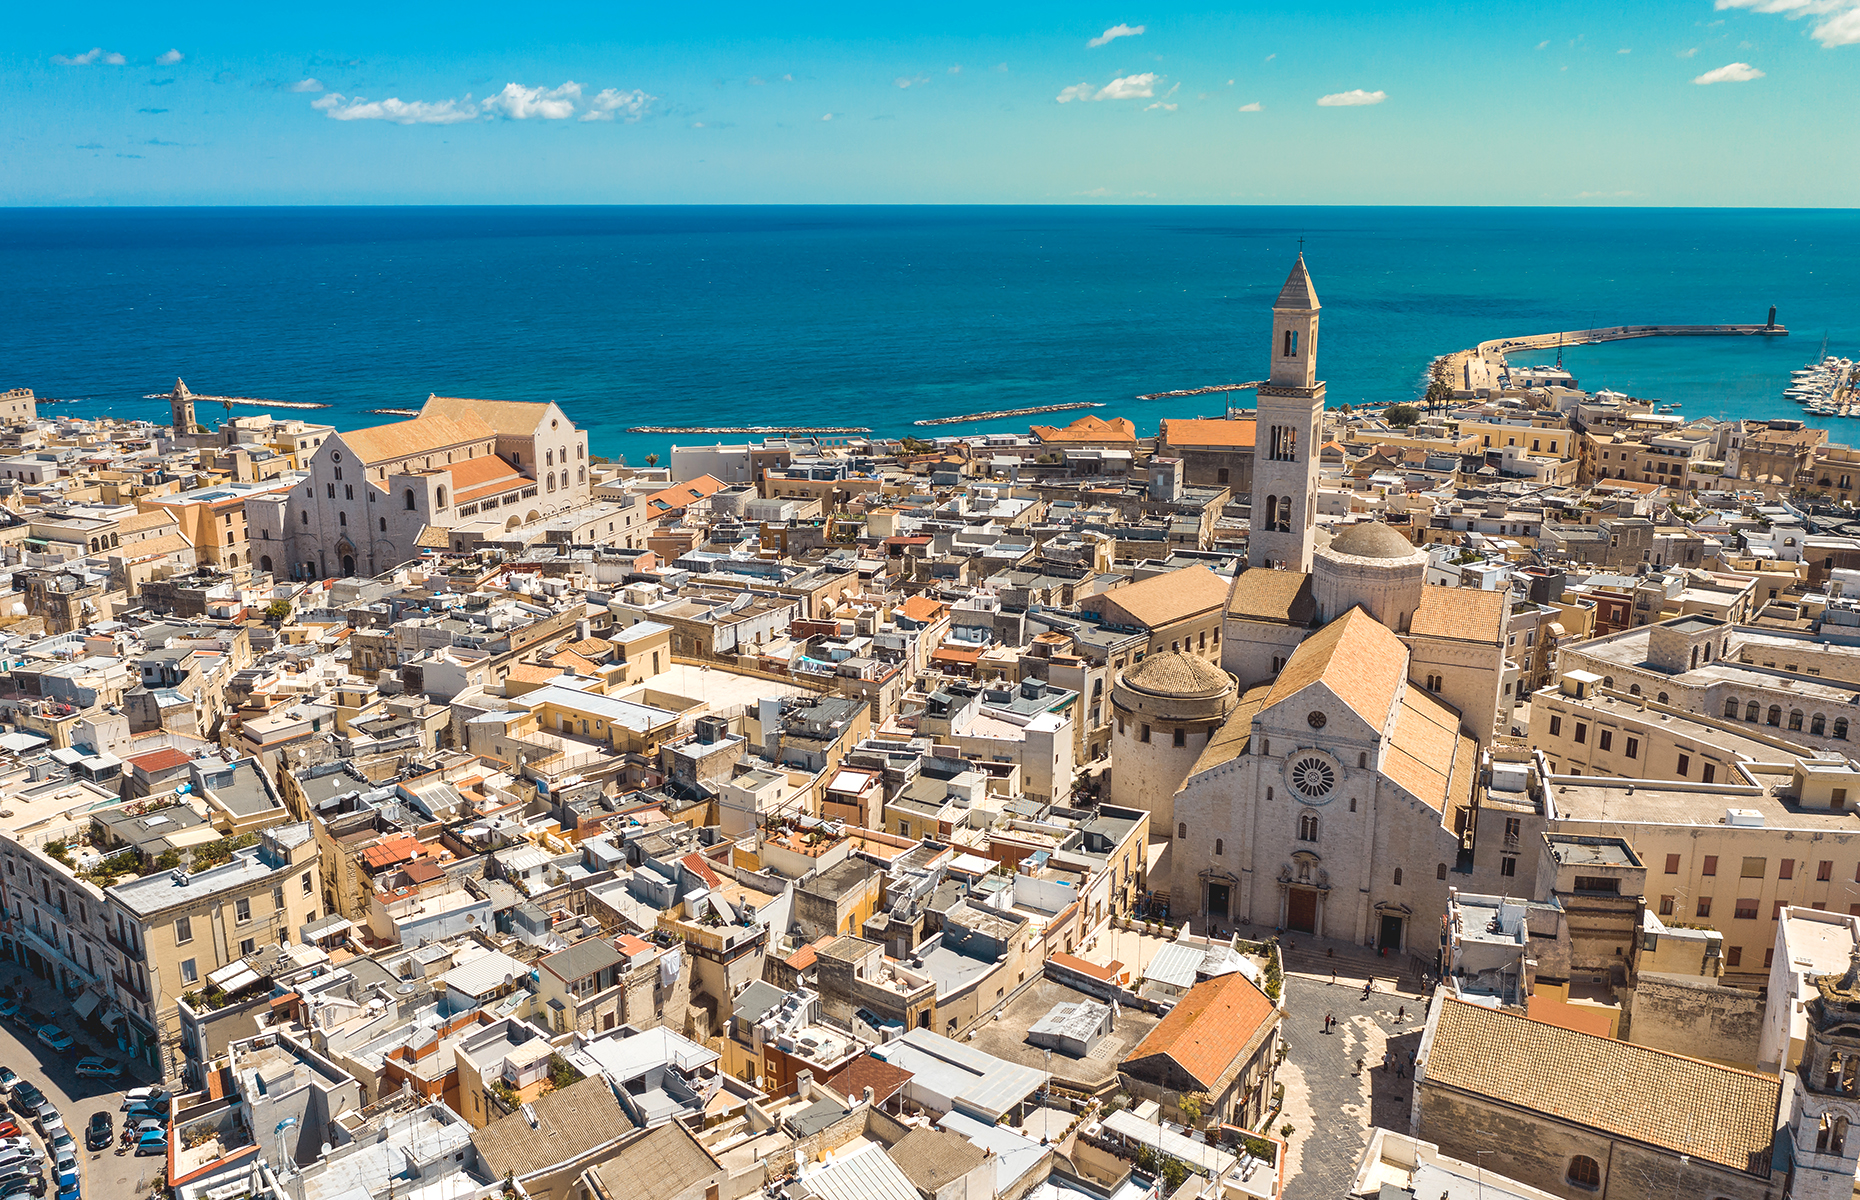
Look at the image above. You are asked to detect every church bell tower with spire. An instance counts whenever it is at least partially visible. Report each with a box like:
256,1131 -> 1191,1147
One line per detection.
1248,254 -> 1324,572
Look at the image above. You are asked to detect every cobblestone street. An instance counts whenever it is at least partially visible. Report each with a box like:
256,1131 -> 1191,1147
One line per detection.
1273,944 -> 1430,1200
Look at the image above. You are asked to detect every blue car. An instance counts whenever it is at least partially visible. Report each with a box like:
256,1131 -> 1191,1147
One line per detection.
52,1171 -> 74,1200
133,1131 -> 165,1158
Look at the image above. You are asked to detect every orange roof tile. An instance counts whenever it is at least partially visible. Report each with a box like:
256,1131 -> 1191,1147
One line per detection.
341,412 -> 496,467
899,595 -> 945,623
642,475 -> 726,514
1409,585 -> 1508,645
1262,608 -> 1406,728
822,1055 -> 914,1106
1093,563 -> 1231,630
1123,971 -> 1277,1093
361,836 -> 423,870
1160,417 -> 1256,450
1030,415 -> 1137,444
127,746 -> 192,773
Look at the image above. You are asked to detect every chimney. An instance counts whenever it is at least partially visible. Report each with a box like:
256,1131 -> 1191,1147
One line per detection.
796,1069 -> 814,1097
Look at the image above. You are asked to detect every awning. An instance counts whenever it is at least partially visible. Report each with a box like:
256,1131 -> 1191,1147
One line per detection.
300,914 -> 353,942
72,990 -> 102,1020
206,961 -> 262,993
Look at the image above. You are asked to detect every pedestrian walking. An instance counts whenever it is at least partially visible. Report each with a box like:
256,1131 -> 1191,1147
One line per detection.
1396,1060 -> 1407,1080
1329,970 -> 1337,985
1324,1011 -> 1334,1033
1396,1004 -> 1406,1022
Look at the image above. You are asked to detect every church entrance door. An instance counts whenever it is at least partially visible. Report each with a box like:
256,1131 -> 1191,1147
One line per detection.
341,554 -> 355,576
1205,882 -> 1230,921
1379,914 -> 1404,952
1287,889 -> 1316,933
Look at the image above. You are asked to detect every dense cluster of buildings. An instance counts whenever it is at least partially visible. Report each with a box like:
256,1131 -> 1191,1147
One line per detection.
3,258 -> 1860,1200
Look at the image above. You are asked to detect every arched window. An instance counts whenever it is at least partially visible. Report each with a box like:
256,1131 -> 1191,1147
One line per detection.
578,466 -> 586,483
547,472 -> 557,493
1791,709 -> 1805,732
1657,692 -> 1669,705
1837,718 -> 1851,741
1437,863 -> 1448,881
1297,813 -> 1319,842
338,512 -> 347,526
299,510 -> 308,525
1358,751 -> 1368,768
378,517 -> 387,532
1567,1156 -> 1601,1189
1393,868 -> 1403,886
1214,839 -> 1224,856
1768,705 -> 1783,727
1813,714 -> 1827,736
1266,787 -> 1274,802
1177,823 -> 1186,840
1629,683 -> 1642,696
1603,676 -> 1614,689
1747,701 -> 1761,723
436,486 -> 447,507
1724,698 -> 1740,719
403,489 -> 416,510
228,553 -> 238,567
260,556 -> 272,573
1690,646 -> 1699,669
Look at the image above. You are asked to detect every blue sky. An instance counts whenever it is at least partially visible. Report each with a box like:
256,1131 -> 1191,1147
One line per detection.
6,0 -> 1856,205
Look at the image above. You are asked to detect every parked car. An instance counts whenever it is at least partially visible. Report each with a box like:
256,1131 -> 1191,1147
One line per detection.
126,1120 -> 162,1139
0,1127 -> 18,1146
32,1028 -> 71,1056
51,1183 -> 74,1200
0,1143 -> 37,1165
0,1155 -> 33,1180
71,1059 -> 119,1082
8,1086 -> 41,1117
0,1172 -> 42,1197
121,1103 -> 165,1127
119,1089 -> 169,1112
28,1106 -> 58,1136
0,1004 -> 20,1026
0,1182 -> 36,1200
83,1115 -> 109,1153
42,1140 -> 67,1171
133,1130 -> 166,1157
0,1069 -> 15,1097
47,1152 -> 71,1182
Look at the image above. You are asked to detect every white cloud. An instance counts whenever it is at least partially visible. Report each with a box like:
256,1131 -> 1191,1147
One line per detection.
52,47 -> 125,66
1693,60 -> 1766,81
290,78 -> 324,93
1716,0 -> 1860,47
1537,39 -> 1550,48
1264,53 -> 1276,61
1143,101 -> 1177,111
581,87 -> 653,121
948,64 -> 962,73
312,93 -> 481,124
1055,82 -> 1095,103
895,74 -> 929,88
1316,88 -> 1386,106
156,49 -> 183,65
483,81 -> 581,120
1679,46 -> 1701,56
1089,23 -> 1145,48
1095,72 -> 1158,99
1238,101 -> 1263,111
820,112 -> 834,120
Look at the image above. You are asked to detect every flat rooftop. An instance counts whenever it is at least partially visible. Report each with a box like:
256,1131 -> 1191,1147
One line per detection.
1547,768 -> 1860,832
961,975 -> 1160,1091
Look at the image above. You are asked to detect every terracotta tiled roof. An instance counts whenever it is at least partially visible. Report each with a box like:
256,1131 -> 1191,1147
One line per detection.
1409,585 -> 1508,645
1123,971 -> 1277,1093
1030,415 -> 1138,444
1261,608 -> 1406,728
1424,998 -> 1778,1175
1225,569 -> 1315,625
118,510 -> 178,533
899,595 -> 945,623
1381,689 -> 1471,817
680,852 -> 722,889
127,746 -> 193,773
821,1054 -> 914,1106
341,412 -> 495,466
1093,564 -> 1230,630
424,395 -> 558,436
361,835 -> 423,870
1188,682 -> 1273,777
642,475 -> 725,513
1160,418 -> 1256,450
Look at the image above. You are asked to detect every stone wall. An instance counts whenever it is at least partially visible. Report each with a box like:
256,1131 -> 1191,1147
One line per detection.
1627,971 -> 1765,1068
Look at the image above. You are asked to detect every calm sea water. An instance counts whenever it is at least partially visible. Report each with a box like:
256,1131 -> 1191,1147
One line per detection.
1,206 -> 1855,465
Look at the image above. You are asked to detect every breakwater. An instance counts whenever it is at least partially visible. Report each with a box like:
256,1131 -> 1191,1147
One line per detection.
1135,381 -> 1267,401
1442,321 -> 1789,394
142,392 -> 331,411
627,425 -> 871,435
912,402 -> 1105,426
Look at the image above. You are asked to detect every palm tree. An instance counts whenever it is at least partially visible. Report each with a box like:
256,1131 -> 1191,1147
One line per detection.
645,453 -> 659,468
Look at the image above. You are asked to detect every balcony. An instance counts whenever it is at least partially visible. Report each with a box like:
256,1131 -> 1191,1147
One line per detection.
112,968 -> 150,1004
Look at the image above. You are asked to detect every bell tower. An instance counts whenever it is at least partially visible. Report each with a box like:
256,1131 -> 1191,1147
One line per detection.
1786,947 -> 1860,1200
1249,254 -> 1325,572
169,379 -> 198,437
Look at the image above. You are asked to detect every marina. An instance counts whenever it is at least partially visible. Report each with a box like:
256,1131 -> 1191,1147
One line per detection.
1785,350 -> 1857,418
912,401 -> 1105,426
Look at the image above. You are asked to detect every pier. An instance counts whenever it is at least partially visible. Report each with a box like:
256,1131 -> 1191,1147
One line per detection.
913,402 -> 1105,427
142,392 -> 331,410
1442,320 -> 1788,394
370,408 -> 422,417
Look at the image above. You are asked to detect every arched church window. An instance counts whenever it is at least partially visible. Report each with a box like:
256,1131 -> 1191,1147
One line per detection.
1297,813 -> 1319,842
1747,702 -> 1761,723
1214,839 -> 1223,857
1567,1157 -> 1600,1189
1177,823 -> 1186,840
1393,868 -> 1403,886
1813,714 -> 1827,736
1437,863 -> 1448,881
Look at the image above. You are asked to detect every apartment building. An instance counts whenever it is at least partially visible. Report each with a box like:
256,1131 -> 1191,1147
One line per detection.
103,821 -> 322,1075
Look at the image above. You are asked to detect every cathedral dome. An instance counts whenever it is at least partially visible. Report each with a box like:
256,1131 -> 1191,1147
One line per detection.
1326,521 -> 1419,560
1121,650 -> 1234,700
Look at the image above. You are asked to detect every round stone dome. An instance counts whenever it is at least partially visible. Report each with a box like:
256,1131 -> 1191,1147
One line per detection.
1326,521 -> 1419,560
1120,650 -> 1233,699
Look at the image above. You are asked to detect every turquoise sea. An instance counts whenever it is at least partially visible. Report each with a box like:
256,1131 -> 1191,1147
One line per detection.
0,206 -> 1855,465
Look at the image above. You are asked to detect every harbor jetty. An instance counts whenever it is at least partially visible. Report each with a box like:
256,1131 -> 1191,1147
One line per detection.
913,402 -> 1104,427
141,392 -> 330,411
370,408 -> 422,417
1441,320 -> 1787,394
627,425 -> 871,435
1135,381 -> 1267,401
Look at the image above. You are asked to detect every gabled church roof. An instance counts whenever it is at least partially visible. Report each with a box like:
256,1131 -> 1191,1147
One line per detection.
1273,254 -> 1319,311
1261,607 -> 1404,727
